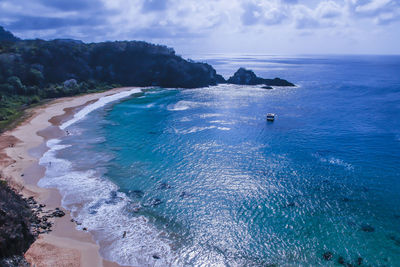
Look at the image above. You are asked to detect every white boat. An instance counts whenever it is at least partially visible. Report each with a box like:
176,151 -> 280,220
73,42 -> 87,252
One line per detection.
266,113 -> 275,121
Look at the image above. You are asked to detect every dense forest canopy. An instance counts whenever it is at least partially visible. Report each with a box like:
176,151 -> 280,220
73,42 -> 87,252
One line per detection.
0,26 -> 224,129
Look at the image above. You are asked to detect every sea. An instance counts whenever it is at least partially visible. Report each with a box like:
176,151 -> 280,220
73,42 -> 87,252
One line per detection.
38,55 -> 400,266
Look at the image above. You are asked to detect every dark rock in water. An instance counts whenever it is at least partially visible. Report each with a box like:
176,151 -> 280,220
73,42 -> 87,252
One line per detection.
159,182 -> 172,190
51,209 -> 65,218
261,86 -> 273,89
357,257 -> 363,265
227,68 -> 295,87
323,251 -> 333,261
179,191 -> 189,198
227,68 -> 260,85
0,182 -> 36,259
361,186 -> 369,192
130,190 -> 145,198
338,256 -> 345,265
149,198 -> 163,207
152,254 -> 160,259
286,201 -> 296,208
361,224 -> 375,232
388,234 -> 400,246
342,197 -> 351,202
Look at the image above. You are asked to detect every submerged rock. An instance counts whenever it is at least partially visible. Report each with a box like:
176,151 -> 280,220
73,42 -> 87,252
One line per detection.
179,191 -> 189,198
126,190 -> 144,199
338,256 -> 345,265
323,251 -> 333,261
227,68 -> 295,87
149,198 -> 163,207
388,234 -> 400,246
159,182 -> 172,190
360,224 -> 375,232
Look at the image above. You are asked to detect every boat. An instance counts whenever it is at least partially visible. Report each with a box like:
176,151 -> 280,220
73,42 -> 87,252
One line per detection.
266,113 -> 275,121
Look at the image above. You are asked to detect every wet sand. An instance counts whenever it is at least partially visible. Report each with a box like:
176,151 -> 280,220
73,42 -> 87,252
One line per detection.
0,88 -> 139,267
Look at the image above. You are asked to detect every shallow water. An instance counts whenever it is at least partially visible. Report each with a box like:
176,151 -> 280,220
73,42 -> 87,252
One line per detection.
39,55 -> 400,266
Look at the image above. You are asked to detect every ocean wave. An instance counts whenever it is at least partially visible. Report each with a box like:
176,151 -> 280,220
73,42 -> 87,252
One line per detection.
61,88 -> 142,130
313,154 -> 354,170
199,113 -> 223,118
38,139 -> 174,266
167,100 -> 210,111
209,120 -> 236,125
174,125 -> 231,134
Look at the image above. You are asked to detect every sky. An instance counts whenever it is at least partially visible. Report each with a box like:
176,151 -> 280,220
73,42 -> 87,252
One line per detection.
1,0 -> 400,55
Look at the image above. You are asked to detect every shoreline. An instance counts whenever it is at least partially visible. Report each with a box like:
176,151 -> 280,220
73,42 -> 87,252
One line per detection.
0,87 -> 142,267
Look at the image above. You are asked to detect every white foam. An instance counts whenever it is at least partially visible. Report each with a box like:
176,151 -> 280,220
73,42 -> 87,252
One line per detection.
40,88 -> 176,266
315,154 -> 354,170
61,88 -> 142,130
209,120 -> 236,125
174,125 -> 231,134
167,100 -> 210,111
38,139 -> 174,266
199,113 -> 223,118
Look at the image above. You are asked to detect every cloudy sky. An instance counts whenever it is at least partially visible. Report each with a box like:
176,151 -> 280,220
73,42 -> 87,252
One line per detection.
1,0 -> 399,55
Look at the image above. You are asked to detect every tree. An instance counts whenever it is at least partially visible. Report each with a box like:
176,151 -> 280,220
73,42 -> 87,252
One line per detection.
7,76 -> 26,95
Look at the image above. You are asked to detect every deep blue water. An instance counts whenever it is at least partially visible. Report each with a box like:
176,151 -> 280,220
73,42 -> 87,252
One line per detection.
40,55 -> 400,266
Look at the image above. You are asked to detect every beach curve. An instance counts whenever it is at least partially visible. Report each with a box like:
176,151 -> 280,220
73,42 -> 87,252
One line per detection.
0,87 -> 143,267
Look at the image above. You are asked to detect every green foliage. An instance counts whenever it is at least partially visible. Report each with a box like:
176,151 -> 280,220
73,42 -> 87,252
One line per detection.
7,76 -> 26,94
30,95 -> 40,104
0,83 -> 14,94
26,68 -> 44,86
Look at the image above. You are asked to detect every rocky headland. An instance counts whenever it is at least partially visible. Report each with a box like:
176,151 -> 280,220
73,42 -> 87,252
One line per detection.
227,67 -> 295,87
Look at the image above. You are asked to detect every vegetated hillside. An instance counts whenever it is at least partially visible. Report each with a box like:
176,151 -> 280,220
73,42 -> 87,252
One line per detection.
0,26 -> 224,131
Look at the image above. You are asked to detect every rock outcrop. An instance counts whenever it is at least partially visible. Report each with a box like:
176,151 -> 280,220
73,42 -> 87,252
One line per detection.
227,68 -> 295,87
0,182 -> 35,260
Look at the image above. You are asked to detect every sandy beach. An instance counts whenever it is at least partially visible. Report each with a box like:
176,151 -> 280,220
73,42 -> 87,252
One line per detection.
0,87 -> 140,267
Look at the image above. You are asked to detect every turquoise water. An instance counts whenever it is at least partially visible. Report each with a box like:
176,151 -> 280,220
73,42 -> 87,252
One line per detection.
40,55 -> 400,266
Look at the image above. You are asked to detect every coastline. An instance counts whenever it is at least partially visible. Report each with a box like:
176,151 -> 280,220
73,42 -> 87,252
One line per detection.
0,87 -> 142,267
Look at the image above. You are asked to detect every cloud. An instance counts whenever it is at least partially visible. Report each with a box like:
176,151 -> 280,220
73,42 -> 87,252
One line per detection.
142,0 -> 169,12
6,16 -> 102,30
281,0 -> 298,4
36,0 -> 102,11
348,0 -> 400,24
0,0 -> 399,54
317,1 -> 343,19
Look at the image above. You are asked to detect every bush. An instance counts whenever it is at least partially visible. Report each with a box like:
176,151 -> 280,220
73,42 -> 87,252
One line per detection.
26,68 -> 44,86
30,95 -> 40,104
0,83 -> 14,94
7,76 -> 26,94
